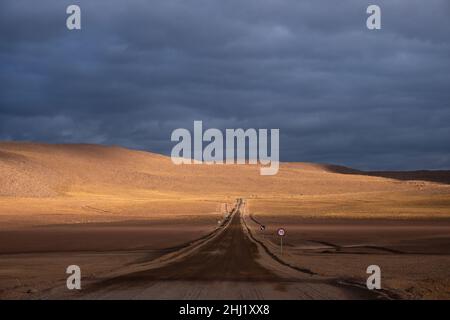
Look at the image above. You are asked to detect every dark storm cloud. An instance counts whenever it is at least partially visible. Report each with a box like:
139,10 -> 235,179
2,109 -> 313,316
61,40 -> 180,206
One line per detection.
1,0 -> 449,170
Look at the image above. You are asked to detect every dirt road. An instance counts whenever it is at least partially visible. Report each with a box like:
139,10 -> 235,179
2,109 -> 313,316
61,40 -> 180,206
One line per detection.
58,200 -> 384,300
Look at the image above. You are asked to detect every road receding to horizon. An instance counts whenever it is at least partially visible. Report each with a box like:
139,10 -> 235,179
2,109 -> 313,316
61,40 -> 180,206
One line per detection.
45,200 -> 387,300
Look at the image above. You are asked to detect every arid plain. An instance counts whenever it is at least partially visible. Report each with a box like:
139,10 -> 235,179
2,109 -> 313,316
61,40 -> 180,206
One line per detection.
0,142 -> 449,299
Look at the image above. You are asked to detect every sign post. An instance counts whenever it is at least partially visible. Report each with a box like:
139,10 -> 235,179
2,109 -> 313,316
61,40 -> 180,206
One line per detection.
277,228 -> 286,256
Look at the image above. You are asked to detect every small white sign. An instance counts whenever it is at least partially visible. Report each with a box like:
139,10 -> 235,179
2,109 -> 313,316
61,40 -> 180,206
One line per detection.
277,228 -> 285,237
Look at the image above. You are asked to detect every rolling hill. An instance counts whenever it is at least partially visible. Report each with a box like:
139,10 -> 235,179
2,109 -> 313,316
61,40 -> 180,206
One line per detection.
1,141 -> 449,227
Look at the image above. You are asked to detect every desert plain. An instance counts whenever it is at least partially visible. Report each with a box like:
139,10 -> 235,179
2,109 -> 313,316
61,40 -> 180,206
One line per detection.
0,142 -> 449,299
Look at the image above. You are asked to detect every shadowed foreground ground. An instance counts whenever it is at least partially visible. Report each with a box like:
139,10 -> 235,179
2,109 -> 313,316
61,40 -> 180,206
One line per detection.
43,201 -> 385,300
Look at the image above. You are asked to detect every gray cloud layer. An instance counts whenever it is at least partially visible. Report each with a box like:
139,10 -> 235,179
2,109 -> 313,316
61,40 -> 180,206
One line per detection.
1,0 -> 450,170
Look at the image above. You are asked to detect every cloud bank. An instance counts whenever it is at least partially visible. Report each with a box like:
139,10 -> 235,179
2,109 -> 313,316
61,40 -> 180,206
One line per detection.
1,0 -> 449,170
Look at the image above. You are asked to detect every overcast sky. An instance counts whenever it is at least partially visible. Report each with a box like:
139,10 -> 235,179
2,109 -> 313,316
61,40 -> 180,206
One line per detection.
1,0 -> 449,170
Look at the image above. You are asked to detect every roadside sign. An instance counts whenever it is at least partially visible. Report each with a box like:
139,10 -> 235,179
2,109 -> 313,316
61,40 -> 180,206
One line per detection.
277,228 -> 286,256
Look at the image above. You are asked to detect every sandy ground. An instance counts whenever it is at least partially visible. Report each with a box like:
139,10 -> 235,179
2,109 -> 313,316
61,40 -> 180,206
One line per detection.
1,142 -> 450,299
245,209 -> 450,299
13,202 -> 384,300
2,202 -> 448,299
0,212 -> 224,299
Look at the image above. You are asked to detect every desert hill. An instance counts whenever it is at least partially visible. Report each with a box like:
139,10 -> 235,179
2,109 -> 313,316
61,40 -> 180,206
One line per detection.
1,142 -> 450,227
1,141 -> 442,198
